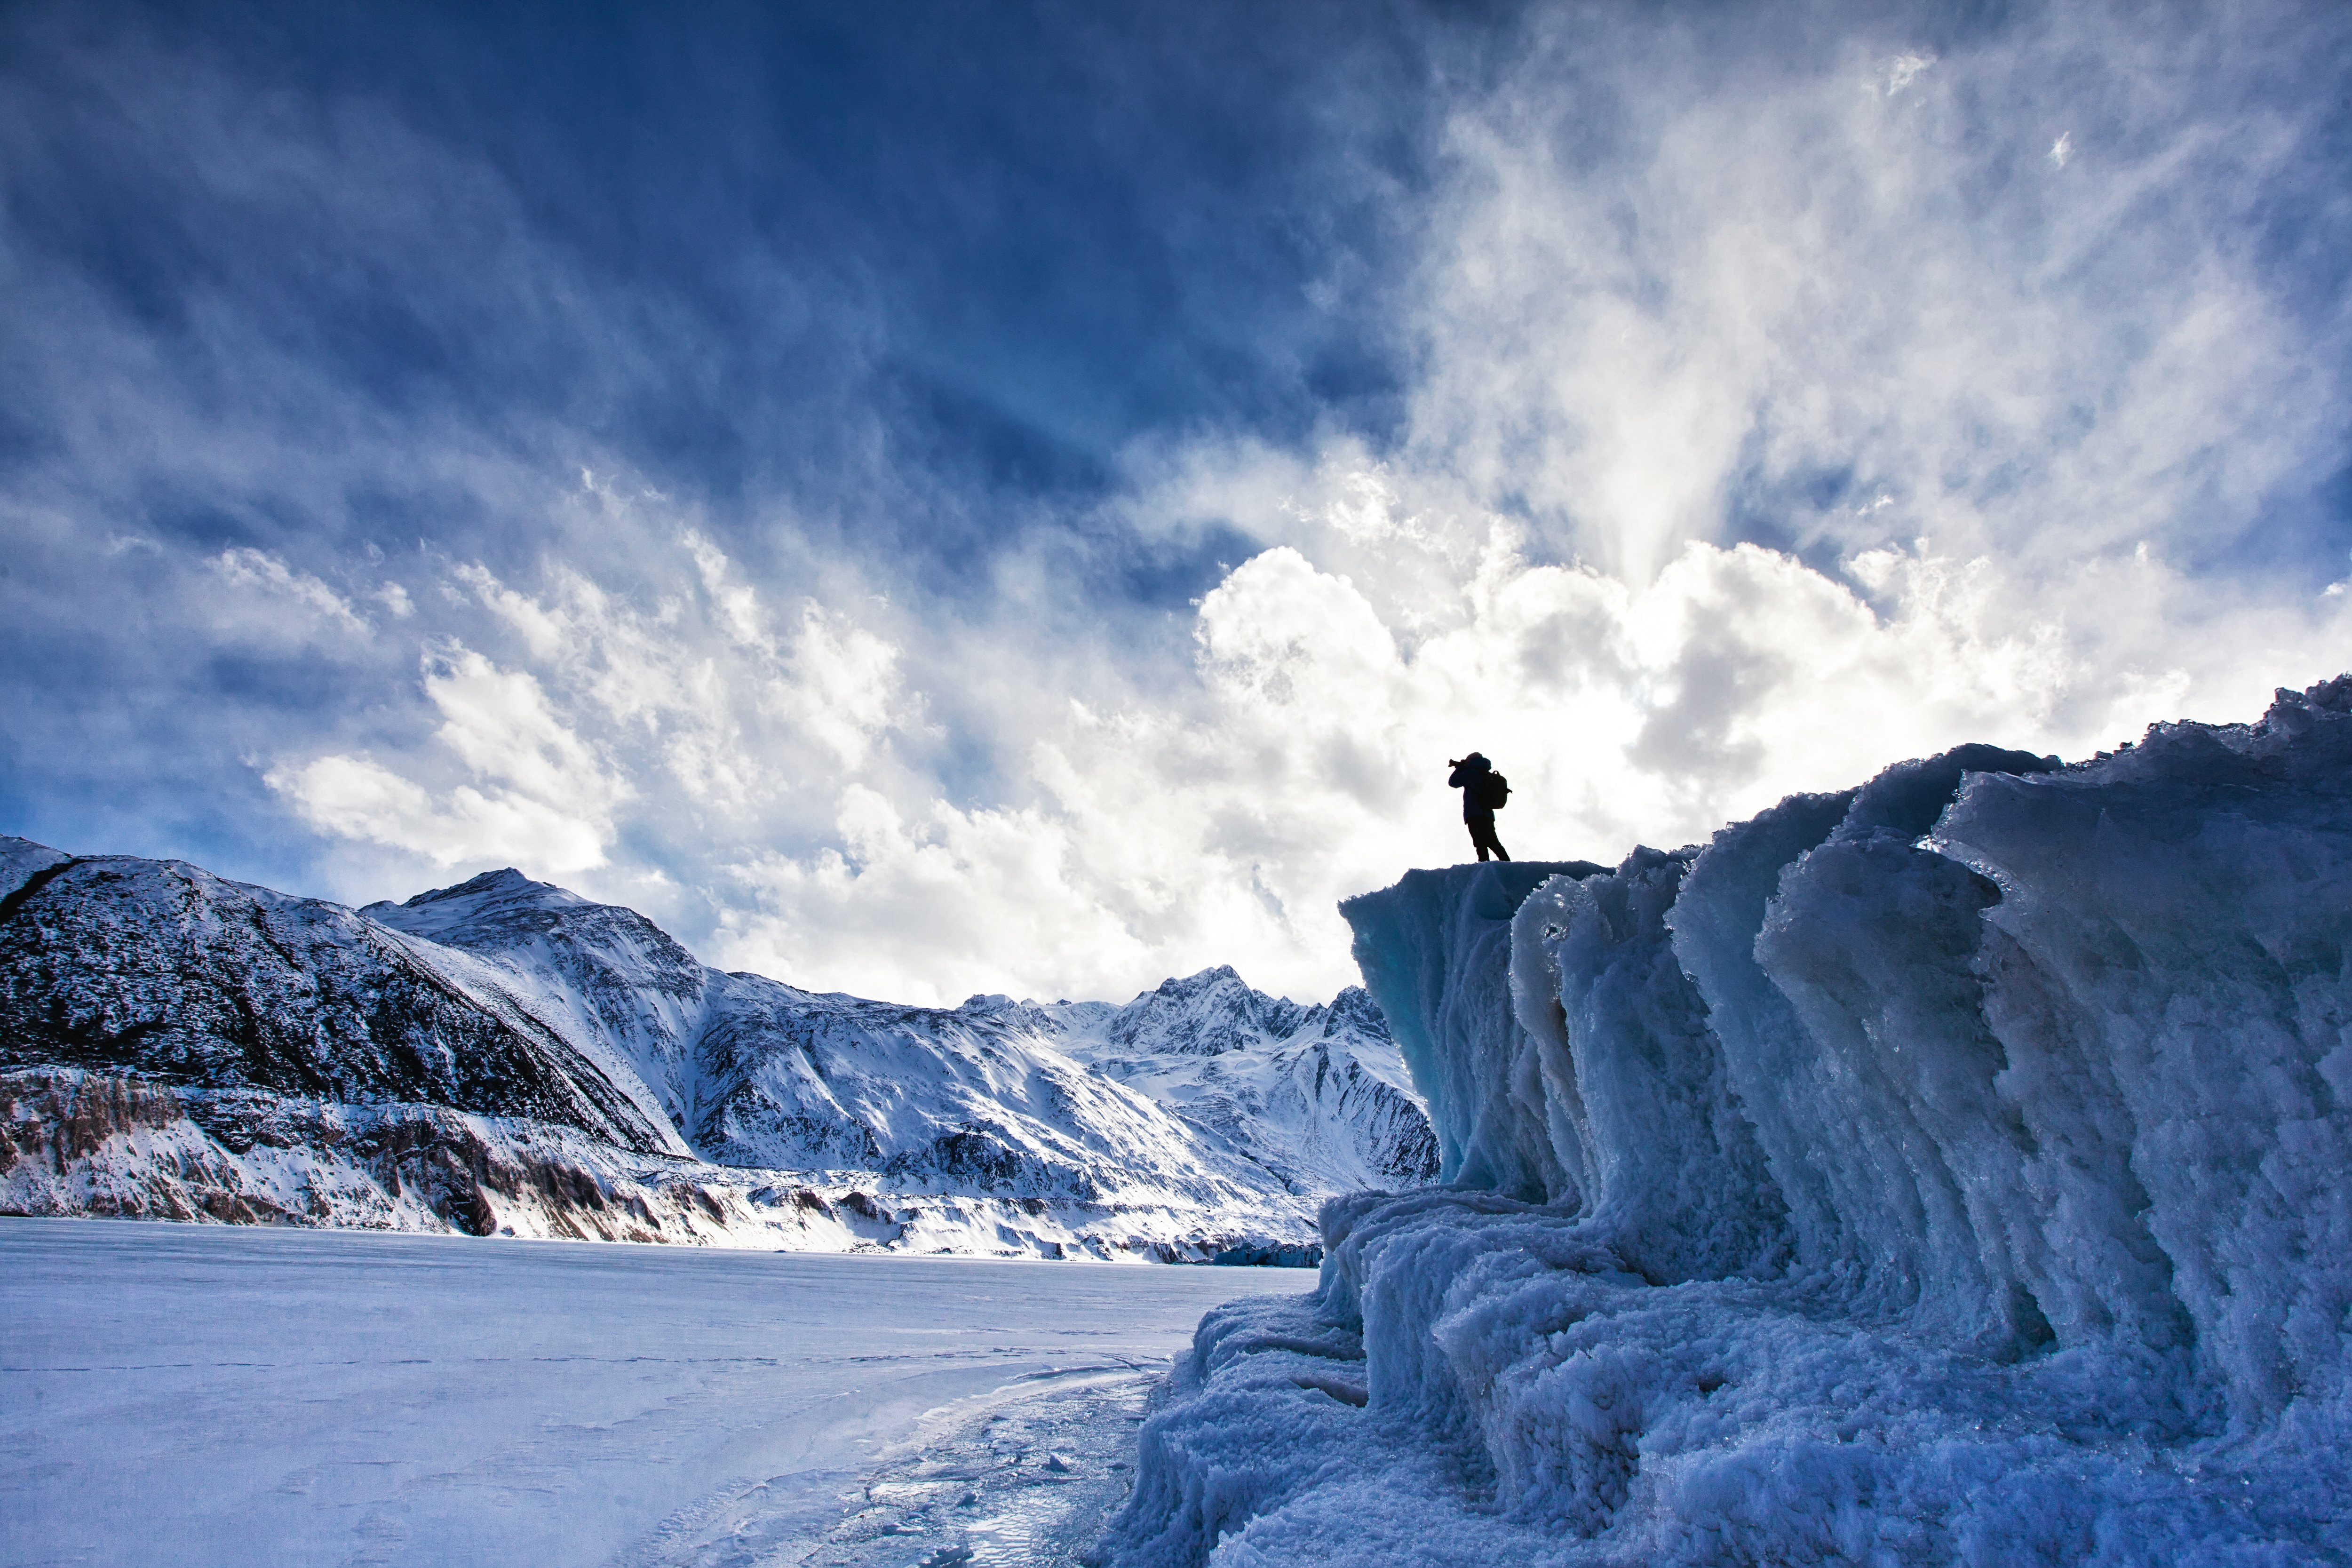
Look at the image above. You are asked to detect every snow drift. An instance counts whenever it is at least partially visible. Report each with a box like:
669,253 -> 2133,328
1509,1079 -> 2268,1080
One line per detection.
1103,677 -> 2352,1564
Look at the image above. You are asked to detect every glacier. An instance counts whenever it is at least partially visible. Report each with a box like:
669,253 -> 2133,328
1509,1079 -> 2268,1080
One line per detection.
0,845 -> 1434,1258
1102,677 -> 2352,1565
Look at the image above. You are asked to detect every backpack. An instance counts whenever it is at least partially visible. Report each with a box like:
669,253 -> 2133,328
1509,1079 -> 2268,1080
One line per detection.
1478,772 -> 1511,811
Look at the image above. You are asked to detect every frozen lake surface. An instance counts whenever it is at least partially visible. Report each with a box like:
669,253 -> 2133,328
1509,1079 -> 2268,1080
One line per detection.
1,1218 -> 1290,1567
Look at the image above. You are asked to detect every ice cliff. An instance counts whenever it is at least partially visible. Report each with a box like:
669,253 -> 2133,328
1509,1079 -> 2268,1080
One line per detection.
0,847 -> 1434,1257
1104,677 -> 2352,1564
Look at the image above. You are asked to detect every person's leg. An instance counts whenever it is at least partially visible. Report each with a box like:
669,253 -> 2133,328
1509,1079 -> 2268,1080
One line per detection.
1470,817 -> 1506,862
1467,821 -> 1490,861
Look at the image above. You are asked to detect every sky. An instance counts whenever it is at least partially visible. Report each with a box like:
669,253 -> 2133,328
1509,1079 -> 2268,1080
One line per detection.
3,0 -> 2348,1007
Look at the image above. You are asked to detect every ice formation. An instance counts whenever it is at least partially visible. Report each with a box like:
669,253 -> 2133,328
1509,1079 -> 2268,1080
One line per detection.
0,849 -> 1433,1257
1104,678 -> 2352,1564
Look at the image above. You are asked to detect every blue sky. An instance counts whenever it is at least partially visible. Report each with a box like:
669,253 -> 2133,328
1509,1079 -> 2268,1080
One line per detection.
4,0 -> 2349,1003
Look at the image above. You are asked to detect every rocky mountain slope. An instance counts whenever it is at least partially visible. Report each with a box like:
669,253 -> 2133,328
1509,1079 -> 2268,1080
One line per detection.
0,840 -> 1434,1258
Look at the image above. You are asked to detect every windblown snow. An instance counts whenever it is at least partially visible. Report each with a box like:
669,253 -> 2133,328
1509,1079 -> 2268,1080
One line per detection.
0,844 -> 1435,1260
1102,677 -> 2352,1564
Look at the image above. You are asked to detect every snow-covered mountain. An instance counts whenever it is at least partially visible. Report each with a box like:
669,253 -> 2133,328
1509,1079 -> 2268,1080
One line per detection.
0,842 -> 675,1154
0,841 -> 1434,1258
1046,973 -> 1438,1198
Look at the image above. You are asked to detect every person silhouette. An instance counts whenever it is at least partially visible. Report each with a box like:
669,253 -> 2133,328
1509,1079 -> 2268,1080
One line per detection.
1447,753 -> 1510,862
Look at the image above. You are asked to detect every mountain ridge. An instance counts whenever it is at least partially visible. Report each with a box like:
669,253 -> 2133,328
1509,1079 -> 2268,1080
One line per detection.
0,839 -> 1437,1258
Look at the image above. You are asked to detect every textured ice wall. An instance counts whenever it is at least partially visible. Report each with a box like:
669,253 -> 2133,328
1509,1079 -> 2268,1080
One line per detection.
1928,702 -> 2352,1417
1509,844 -> 1791,1286
1667,744 -> 2068,1345
1340,861 -> 1603,1201
1103,678 -> 2352,1566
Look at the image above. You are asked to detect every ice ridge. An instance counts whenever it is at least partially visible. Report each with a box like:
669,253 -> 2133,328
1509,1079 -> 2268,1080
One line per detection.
1102,677 -> 2352,1565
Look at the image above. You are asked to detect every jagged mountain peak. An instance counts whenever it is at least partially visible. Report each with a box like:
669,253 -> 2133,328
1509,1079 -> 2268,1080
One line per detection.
407,866 -> 578,905
1306,984 -> 1391,1041
358,866 -> 713,1151
1147,963 -> 1245,993
1103,964 -> 1312,1056
364,867 -> 587,928
1131,964 -> 1296,1010
362,869 -> 698,979
1047,963 -> 1437,1193
956,991 -> 1031,1016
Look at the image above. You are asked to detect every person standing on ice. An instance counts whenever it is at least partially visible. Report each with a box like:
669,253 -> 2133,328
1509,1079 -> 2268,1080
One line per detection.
1447,752 -> 1511,862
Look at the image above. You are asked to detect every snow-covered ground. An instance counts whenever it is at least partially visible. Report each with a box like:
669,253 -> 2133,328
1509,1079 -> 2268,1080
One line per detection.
0,1217 -> 1289,1567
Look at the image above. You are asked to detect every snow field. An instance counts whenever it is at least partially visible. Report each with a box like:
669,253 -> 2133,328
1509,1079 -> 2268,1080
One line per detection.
0,1218 -> 1289,1567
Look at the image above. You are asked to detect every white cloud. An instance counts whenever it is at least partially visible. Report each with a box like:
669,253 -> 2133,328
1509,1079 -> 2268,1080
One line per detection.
267,643 -> 628,873
1387,15 -> 2344,590
211,547 -> 368,637
715,789 -> 1152,1007
1883,51 -> 1936,96
417,644 -> 622,814
266,752 -> 614,874
782,602 -> 905,767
